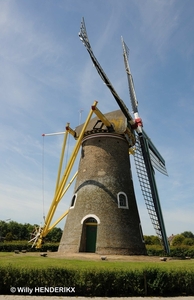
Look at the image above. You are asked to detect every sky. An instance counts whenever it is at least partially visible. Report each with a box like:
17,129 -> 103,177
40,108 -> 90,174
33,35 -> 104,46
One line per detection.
0,0 -> 194,238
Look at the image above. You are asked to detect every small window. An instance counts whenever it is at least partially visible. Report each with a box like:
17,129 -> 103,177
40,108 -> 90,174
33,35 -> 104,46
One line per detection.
117,192 -> 128,209
70,194 -> 77,209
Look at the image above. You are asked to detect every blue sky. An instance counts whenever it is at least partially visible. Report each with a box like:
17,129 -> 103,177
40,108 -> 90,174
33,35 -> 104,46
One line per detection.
0,0 -> 194,237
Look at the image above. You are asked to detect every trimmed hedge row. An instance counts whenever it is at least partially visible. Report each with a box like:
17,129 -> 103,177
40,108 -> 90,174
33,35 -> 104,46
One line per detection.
0,265 -> 194,296
0,241 -> 59,252
146,245 -> 194,258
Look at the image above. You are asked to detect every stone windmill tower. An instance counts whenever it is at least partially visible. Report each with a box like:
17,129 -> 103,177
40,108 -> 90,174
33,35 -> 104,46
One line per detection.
58,108 -> 146,255
31,19 -> 169,256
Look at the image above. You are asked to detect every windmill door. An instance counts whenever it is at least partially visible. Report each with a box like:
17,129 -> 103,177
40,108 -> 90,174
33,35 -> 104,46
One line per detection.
85,218 -> 97,252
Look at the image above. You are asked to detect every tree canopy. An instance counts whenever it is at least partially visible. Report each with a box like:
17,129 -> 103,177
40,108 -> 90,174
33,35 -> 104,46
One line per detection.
0,220 -> 62,242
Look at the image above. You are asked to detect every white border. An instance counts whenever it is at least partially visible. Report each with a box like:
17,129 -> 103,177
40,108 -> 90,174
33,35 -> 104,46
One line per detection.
81,214 -> 100,224
70,193 -> 77,209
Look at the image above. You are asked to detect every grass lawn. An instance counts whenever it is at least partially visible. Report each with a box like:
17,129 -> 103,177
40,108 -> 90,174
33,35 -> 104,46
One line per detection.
1,252 -> 194,271
1,252 -> 194,297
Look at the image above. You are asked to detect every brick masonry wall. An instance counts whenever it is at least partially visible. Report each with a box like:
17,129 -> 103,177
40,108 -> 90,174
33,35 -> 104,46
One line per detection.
59,133 -> 146,255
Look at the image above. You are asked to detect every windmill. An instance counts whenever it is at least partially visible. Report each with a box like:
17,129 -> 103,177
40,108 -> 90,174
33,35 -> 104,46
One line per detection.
31,18 -> 169,255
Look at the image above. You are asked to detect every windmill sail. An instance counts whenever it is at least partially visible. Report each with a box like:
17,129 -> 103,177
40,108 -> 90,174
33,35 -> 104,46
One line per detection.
79,18 -> 133,124
149,147 -> 168,175
134,136 -> 170,254
121,37 -> 138,115
121,37 -> 167,173
122,38 -> 170,254
79,18 -> 170,254
142,129 -> 168,176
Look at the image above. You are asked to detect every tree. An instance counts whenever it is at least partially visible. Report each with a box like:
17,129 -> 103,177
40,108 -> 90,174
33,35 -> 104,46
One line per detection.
0,221 -> 8,239
0,220 -> 63,242
151,236 -> 161,245
144,235 -> 161,245
181,231 -> 194,239
183,238 -> 194,246
46,227 -> 63,242
171,234 -> 185,246
7,221 -> 21,240
20,223 -> 35,240
5,232 -> 14,241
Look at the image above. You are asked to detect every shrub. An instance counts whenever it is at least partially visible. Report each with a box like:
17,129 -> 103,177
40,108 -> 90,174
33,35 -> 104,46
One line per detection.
0,265 -> 194,296
144,235 -> 161,245
146,245 -> 194,258
146,245 -> 166,256
183,238 -> 194,246
0,241 -> 59,252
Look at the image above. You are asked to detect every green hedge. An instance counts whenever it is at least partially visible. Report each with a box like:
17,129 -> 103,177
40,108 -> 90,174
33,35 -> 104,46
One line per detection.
146,245 -> 194,258
0,241 -> 59,252
0,265 -> 194,296
170,246 -> 194,258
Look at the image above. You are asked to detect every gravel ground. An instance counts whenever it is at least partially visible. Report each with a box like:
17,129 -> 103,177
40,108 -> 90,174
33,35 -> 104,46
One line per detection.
15,251 -> 169,261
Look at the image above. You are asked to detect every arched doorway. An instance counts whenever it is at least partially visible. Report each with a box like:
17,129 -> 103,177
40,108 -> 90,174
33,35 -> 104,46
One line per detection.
85,217 -> 97,252
79,217 -> 98,252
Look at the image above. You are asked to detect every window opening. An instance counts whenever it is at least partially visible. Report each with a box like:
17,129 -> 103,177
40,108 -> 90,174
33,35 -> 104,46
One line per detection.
117,192 -> 128,209
70,194 -> 77,208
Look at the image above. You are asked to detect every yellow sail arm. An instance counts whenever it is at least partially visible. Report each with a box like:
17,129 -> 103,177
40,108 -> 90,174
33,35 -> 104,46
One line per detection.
35,101 -> 98,248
